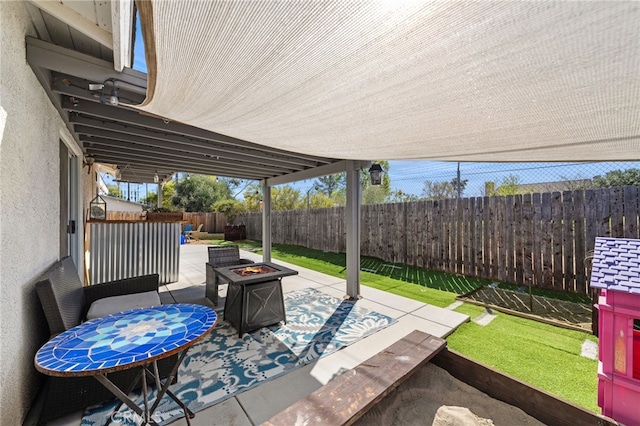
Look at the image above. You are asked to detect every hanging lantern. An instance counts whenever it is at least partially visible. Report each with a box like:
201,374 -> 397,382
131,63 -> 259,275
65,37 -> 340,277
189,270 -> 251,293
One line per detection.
89,194 -> 107,220
368,163 -> 384,186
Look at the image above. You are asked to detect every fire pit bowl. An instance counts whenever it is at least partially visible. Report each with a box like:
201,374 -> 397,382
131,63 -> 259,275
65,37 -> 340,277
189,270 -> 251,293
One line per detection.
232,265 -> 277,276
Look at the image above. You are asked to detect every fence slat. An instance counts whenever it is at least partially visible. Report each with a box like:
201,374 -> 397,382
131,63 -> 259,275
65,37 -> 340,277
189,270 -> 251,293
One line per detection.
522,193 -> 534,287
496,196 -> 506,282
540,192 -> 553,289
551,192 -> 563,290
562,191 -> 575,292
466,197 -> 474,276
474,197 -> 483,279
482,196 -> 491,279
512,194 -> 522,286
573,190 -> 586,294
623,185 -> 638,239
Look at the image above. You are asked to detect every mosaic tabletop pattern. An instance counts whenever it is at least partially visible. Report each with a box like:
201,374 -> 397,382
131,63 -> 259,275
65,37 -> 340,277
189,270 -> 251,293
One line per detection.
36,304 -> 217,376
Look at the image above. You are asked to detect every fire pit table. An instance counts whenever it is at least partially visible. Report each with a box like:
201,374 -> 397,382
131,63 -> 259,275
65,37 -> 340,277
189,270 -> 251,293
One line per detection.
214,262 -> 298,337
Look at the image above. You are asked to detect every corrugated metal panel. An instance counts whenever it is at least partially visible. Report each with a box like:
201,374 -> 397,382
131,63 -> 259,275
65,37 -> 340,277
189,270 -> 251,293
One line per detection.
89,222 -> 180,284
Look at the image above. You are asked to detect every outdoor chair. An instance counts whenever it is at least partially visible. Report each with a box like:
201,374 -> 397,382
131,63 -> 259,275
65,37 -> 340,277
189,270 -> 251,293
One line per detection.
205,245 -> 254,306
182,223 -> 194,242
186,223 -> 204,241
34,256 -> 177,423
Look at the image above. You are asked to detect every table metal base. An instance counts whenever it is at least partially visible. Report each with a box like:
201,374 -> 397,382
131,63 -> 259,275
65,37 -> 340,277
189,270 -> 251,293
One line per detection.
94,350 -> 194,426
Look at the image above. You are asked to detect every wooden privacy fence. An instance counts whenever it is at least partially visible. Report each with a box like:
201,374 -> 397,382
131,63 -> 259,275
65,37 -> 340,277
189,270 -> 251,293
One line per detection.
182,212 -> 227,233
105,211 -> 146,221
105,211 -> 228,233
239,185 -> 640,295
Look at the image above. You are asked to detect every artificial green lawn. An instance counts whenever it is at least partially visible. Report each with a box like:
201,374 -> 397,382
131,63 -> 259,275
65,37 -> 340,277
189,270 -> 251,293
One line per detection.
449,304 -> 599,412
207,239 -> 600,412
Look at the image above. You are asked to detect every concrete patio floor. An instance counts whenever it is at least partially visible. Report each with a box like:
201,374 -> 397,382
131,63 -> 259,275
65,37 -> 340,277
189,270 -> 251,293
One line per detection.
43,244 -> 468,426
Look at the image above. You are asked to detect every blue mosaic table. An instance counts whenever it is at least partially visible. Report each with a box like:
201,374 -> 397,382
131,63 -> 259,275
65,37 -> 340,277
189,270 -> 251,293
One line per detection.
35,304 -> 217,424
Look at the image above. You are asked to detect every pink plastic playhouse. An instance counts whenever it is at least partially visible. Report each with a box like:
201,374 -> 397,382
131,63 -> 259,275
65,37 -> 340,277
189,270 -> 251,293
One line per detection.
591,237 -> 640,425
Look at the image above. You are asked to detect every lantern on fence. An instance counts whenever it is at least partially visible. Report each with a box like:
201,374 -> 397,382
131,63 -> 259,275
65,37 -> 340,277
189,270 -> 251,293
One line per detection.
89,193 -> 107,220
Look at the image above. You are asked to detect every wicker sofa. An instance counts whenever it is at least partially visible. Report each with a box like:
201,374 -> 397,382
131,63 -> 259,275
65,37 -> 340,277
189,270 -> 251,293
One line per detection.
34,256 -> 177,423
205,245 -> 254,305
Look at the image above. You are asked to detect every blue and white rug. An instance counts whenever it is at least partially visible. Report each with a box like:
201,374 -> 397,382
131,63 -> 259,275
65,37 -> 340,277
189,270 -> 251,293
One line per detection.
82,287 -> 396,425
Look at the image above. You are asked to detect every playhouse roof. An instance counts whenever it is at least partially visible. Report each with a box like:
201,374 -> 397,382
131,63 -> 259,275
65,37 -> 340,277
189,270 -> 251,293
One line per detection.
590,237 -> 640,294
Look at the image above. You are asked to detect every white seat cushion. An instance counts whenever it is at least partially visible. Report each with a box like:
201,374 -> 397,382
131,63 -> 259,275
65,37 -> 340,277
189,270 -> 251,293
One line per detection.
86,291 -> 162,320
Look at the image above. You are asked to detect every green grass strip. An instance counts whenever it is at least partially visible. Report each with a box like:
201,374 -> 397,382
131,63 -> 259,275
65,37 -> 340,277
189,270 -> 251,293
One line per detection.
449,306 -> 599,412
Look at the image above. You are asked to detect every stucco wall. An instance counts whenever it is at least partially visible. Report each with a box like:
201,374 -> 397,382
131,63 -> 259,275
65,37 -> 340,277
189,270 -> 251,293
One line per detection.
0,3 -> 83,422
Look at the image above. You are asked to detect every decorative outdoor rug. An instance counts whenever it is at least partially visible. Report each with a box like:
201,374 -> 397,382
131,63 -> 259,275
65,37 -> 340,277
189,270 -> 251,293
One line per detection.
82,287 -> 396,425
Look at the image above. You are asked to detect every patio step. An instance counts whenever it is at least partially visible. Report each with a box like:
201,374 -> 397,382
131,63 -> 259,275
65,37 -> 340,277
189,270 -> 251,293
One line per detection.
262,330 -> 446,426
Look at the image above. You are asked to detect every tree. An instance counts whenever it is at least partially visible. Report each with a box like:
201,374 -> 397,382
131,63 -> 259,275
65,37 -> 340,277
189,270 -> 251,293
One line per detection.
271,185 -> 302,210
241,184 -> 263,212
140,180 -> 176,210
313,174 -> 345,198
495,174 -> 522,195
212,199 -> 245,224
106,184 -> 122,198
171,174 -> 232,212
307,191 -> 337,208
310,161 -> 393,205
450,177 -> 468,197
240,184 -> 303,211
388,189 -> 420,203
485,174 -> 523,196
422,180 -> 456,200
421,174 -> 468,200
592,168 -> 640,188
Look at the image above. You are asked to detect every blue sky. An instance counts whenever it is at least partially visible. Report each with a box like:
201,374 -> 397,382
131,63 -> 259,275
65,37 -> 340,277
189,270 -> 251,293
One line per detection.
132,14 -> 147,73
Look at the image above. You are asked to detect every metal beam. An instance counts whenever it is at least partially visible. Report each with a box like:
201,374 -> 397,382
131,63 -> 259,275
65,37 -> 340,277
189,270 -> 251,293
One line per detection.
86,149 -> 266,181
28,0 -> 113,49
79,132 -> 291,174
345,160 -> 362,299
89,150 -> 263,178
262,181 -> 272,263
74,124 -> 303,173
62,98 -> 331,167
81,135 -> 283,176
26,37 -> 147,94
266,160 -> 371,187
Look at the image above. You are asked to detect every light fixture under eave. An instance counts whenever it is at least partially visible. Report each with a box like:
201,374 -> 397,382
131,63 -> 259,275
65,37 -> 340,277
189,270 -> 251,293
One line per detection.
368,163 -> 384,186
99,79 -> 119,106
154,172 -> 159,183
83,155 -> 96,174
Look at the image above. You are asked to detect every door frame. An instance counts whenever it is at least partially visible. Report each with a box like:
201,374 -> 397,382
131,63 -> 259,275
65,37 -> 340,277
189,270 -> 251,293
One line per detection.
60,129 -> 83,273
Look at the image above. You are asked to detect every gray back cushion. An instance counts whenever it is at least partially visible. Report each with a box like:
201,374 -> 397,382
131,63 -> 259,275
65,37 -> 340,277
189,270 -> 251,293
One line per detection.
36,256 -> 86,335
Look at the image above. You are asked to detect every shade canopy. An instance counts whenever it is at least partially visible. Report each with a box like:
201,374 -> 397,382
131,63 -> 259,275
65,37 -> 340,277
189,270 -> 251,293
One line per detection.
136,1 -> 639,162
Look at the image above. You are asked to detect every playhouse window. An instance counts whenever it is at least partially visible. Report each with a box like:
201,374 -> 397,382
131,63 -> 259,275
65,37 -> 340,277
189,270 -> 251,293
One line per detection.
634,319 -> 640,380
